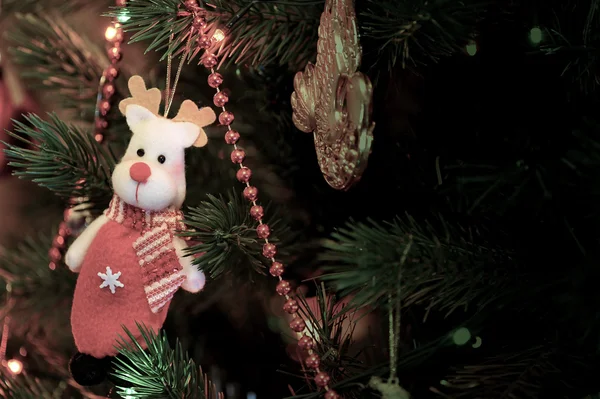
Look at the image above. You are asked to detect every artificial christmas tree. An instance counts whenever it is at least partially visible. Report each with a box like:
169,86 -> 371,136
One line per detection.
2,0 -> 600,398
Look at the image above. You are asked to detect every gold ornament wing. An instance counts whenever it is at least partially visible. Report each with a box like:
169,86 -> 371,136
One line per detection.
291,0 -> 374,190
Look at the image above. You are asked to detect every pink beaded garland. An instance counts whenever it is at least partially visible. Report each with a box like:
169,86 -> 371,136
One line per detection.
243,186 -> 258,201
224,130 -> 240,144
202,54 -> 218,68
314,372 -> 331,387
256,224 -> 270,239
290,318 -> 306,333
236,167 -> 252,183
305,354 -> 320,369
214,91 -> 229,107
250,205 -> 264,220
324,390 -> 340,399
208,72 -> 223,88
276,280 -> 291,296
283,298 -> 298,314
298,335 -> 315,350
200,46 -> 337,395
262,243 -> 277,258
269,262 -> 284,277
230,149 -> 245,164
219,111 -> 235,125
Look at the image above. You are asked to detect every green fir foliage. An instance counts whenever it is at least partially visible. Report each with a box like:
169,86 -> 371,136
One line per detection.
180,190 -> 286,280
112,324 -> 222,399
319,216 -> 518,318
0,372 -> 63,399
361,0 -> 488,70
108,0 -> 322,68
6,13 -> 109,119
4,113 -> 115,208
0,231 -> 76,322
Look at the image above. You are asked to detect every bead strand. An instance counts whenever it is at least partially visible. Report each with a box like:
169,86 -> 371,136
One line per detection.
196,33 -> 339,399
49,0 -> 126,269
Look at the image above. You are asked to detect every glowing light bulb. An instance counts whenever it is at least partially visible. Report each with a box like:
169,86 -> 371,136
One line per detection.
529,26 -> 543,44
6,359 -> 23,374
213,29 -> 225,42
465,40 -> 477,56
105,26 -> 118,40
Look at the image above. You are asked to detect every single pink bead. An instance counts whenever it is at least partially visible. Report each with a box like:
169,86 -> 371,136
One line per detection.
108,46 -> 121,61
96,118 -> 108,130
192,16 -> 207,30
213,91 -> 229,107
208,72 -> 223,88
102,83 -> 116,99
276,280 -> 291,296
256,224 -> 270,239
230,149 -> 245,164
219,111 -> 234,125
283,299 -> 298,314
197,34 -> 212,49
314,372 -> 330,387
324,390 -> 340,399
243,186 -> 258,201
305,353 -> 320,369
48,247 -> 62,262
262,243 -> 277,258
250,205 -> 264,220
115,0 -> 127,6
290,318 -> 306,333
269,262 -> 284,277
224,130 -> 240,144
236,167 -> 252,183
104,66 -> 119,81
183,0 -> 198,10
202,54 -> 218,68
298,335 -> 315,350
99,100 -> 111,116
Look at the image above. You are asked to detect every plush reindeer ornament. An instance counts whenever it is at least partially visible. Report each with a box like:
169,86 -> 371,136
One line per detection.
65,76 -> 216,386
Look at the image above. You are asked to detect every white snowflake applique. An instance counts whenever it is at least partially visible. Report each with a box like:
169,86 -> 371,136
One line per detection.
98,266 -> 124,294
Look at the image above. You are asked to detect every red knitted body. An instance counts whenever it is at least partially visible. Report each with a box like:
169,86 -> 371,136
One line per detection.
70,217 -> 177,358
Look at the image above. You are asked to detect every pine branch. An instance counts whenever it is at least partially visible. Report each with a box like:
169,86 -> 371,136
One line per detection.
0,372 -> 64,399
291,286 -> 366,396
539,1 -> 600,95
180,189 -> 290,281
112,324 -> 223,399
6,13 -> 109,119
319,216 -> 520,319
360,0 -> 489,71
4,113 -> 115,208
434,345 -> 575,398
107,0 -> 322,68
0,231 -> 76,324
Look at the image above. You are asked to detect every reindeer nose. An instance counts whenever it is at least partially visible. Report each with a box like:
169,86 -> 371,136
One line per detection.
130,162 -> 151,183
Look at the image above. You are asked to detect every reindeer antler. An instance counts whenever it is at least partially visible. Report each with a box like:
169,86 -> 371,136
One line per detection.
173,100 -> 216,147
118,75 -> 162,116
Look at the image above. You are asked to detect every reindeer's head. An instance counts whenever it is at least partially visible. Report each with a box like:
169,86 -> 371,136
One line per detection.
112,76 -> 216,211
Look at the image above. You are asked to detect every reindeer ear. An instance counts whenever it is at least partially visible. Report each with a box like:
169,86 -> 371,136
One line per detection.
126,104 -> 156,130
177,122 -> 202,148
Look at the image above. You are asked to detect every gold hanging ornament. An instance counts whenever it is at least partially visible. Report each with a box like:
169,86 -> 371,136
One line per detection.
291,0 -> 374,190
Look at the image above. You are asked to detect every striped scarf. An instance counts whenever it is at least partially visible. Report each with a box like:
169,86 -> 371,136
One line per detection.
104,194 -> 186,313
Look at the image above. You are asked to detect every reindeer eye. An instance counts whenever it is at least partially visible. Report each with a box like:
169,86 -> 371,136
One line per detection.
157,155 -> 166,164
137,149 -> 145,157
